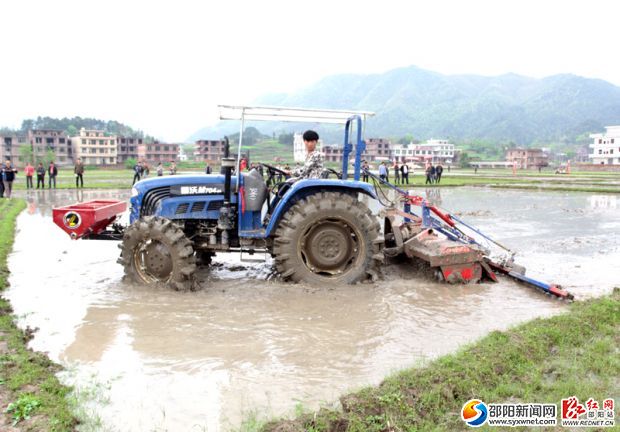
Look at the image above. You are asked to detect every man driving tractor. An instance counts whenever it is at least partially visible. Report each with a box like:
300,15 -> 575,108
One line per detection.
291,130 -> 324,179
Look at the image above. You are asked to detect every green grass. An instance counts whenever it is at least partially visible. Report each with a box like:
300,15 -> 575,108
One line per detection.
374,170 -> 620,193
243,140 -> 296,164
258,290 -> 620,431
6,394 -> 41,426
0,199 -> 78,430
8,166 -> 619,194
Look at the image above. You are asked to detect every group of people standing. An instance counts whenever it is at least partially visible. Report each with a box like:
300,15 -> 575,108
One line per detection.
375,161 -> 412,184
372,161 -> 413,184
0,160 -> 56,198
360,160 -> 447,185
425,163 -> 444,184
132,160 -> 177,185
6,160 -> 61,197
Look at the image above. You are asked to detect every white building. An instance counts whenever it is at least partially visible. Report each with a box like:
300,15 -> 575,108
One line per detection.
70,128 -> 117,165
392,139 -> 455,164
293,132 -> 323,162
589,126 -> 620,165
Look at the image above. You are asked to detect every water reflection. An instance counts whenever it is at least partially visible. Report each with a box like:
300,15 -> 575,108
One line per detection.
424,187 -> 442,206
588,194 -> 617,209
17,189 -> 126,217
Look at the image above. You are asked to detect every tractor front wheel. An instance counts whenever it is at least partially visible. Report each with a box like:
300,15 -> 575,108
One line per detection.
273,192 -> 383,284
118,216 -> 196,290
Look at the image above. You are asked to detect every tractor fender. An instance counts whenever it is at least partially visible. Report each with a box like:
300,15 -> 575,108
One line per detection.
264,179 -> 377,237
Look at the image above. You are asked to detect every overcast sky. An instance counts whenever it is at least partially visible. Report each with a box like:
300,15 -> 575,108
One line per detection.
1,0 -> 618,141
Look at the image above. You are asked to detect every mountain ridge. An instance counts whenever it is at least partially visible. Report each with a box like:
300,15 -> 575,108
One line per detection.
189,65 -> 620,144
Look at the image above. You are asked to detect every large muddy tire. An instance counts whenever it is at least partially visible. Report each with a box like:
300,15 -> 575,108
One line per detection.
273,192 -> 383,284
118,216 -> 196,291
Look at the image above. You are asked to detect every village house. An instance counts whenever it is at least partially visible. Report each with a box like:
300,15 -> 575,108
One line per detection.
70,128 -> 117,165
589,126 -> 620,165
505,148 -> 548,169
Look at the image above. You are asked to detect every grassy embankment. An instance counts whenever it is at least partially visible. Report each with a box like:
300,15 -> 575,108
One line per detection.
0,199 -> 77,430
255,290 -> 619,432
9,165 -> 620,194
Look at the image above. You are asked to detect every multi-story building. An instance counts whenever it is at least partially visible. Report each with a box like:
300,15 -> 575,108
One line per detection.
505,148 -> 548,169
391,143 -> 412,162
0,133 -> 27,163
364,138 -> 391,161
589,126 -> 620,165
116,136 -> 143,164
29,129 -> 73,165
1,130 -> 75,165
137,142 -> 179,164
302,134 -> 391,162
70,128 -> 117,165
392,139 -> 455,165
323,145 -> 344,162
194,139 -> 228,163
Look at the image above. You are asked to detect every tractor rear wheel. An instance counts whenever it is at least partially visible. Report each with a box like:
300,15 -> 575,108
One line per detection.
273,192 -> 383,284
118,216 -> 196,291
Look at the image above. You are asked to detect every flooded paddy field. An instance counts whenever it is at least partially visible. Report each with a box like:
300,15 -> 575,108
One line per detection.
5,188 -> 619,431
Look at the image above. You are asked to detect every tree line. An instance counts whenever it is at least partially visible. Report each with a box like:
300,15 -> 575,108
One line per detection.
1,116 -> 154,141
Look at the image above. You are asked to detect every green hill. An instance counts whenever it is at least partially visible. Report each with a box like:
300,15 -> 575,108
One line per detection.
189,65 -> 620,145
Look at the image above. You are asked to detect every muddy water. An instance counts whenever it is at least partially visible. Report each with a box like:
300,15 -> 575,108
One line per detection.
6,188 -> 619,431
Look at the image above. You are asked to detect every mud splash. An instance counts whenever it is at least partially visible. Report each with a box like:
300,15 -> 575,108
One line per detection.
5,188 -> 619,431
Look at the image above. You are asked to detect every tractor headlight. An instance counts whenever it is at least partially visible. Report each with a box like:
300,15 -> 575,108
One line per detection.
131,187 -> 139,198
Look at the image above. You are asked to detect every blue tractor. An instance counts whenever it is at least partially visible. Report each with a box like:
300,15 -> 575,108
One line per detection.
52,105 -> 574,300
119,106 -> 383,290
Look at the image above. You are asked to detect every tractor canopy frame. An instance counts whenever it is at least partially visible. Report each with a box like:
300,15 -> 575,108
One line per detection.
217,105 -> 375,189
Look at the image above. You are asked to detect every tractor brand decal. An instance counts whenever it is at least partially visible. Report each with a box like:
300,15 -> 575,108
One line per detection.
171,185 -> 224,196
63,211 -> 82,229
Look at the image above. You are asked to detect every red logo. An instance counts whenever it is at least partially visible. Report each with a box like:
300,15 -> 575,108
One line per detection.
561,396 -> 615,427
562,396 -> 586,419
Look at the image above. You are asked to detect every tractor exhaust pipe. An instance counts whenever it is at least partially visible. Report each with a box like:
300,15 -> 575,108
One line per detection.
218,136 -> 236,236
222,136 -> 232,205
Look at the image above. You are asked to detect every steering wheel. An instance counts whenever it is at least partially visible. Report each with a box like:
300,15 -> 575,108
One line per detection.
260,163 -> 289,177
260,163 -> 291,195
321,168 -> 342,179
